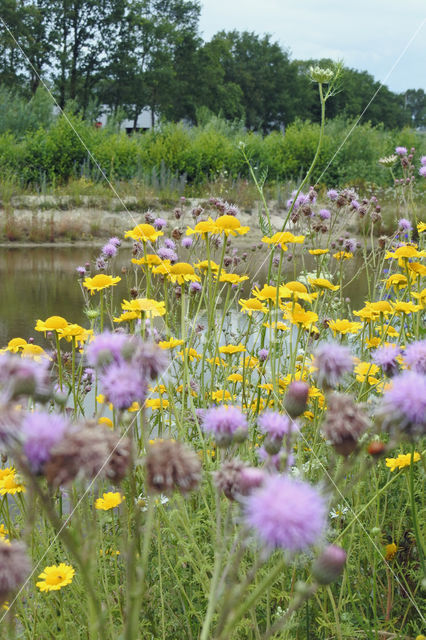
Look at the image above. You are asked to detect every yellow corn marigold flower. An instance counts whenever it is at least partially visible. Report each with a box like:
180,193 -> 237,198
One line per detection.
0,472 -> 25,495
127,401 -> 141,412
385,244 -> 424,260
239,298 -> 268,315
354,361 -> 380,385
121,298 -> 166,318
241,355 -> 259,368
149,384 -> 167,395
308,249 -> 329,255
131,254 -> 162,266
284,303 -> 318,329
177,348 -> 201,361
262,321 -> 289,331
333,251 -> 353,260
6,338 -> 27,352
386,452 -> 421,471
365,337 -> 381,349
145,398 -> 170,410
21,344 -> 48,360
113,311 -> 140,323
252,284 -> 290,302
36,563 -> 75,592
385,543 -> 397,560
98,417 -> 113,429
219,344 -> 246,355
186,218 -> 218,237
35,315 -> 69,332
328,319 -> 362,335
124,223 -> 163,242
83,274 -> 121,295
213,215 -> 250,236
194,260 -> 220,272
96,394 -> 113,410
95,492 -> 125,510
211,389 -> 234,402
391,300 -> 420,314
57,324 -> 87,342
417,222 -> 426,233
283,281 -> 315,303
261,231 -> 305,250
385,274 -> 408,289
411,289 -> 426,307
227,373 -> 244,383
415,635 -> 426,640
158,338 -> 184,350
308,277 -> 339,291
206,356 -> 227,367
166,262 -> 201,285
216,273 -> 249,284
0,468 -> 15,480
408,262 -> 426,276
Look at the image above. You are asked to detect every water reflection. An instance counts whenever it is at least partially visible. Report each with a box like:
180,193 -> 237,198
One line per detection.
0,245 -> 369,345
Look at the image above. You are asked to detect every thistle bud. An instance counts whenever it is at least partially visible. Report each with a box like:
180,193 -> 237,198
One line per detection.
284,381 -> 309,418
312,545 -> 346,585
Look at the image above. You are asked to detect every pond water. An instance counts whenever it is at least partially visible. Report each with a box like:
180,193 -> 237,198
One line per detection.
0,244 -> 370,346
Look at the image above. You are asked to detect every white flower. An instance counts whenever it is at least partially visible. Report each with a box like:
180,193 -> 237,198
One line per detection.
330,504 -> 349,520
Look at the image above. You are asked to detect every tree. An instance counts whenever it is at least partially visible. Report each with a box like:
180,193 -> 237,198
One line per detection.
404,89 -> 426,128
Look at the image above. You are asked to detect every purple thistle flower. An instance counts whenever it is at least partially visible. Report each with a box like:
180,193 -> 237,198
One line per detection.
395,146 -> 408,156
378,370 -> 426,438
319,208 -> 331,220
0,353 -> 50,402
372,344 -> 401,377
158,247 -> 178,263
135,342 -> 169,380
404,340 -> 426,374
421,155 -> 426,166
86,332 -> 129,369
100,361 -> 147,410
398,218 -> 412,232
164,238 -> 176,250
96,257 -> 106,271
327,189 -> 338,201
21,411 -> 68,473
202,406 -> 248,446
189,281 -> 202,294
154,217 -> 167,230
314,343 -> 353,388
350,200 -> 360,211
181,237 -> 193,248
258,348 -> 269,362
76,266 -> 86,277
244,475 -> 327,552
344,238 -> 357,253
109,237 -> 121,247
102,243 -> 118,258
419,166 -> 426,178
258,412 -> 298,438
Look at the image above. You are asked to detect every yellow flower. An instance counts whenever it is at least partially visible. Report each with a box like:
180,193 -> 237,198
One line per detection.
391,300 -> 420,314
21,344 -> 48,360
158,338 -> 184,350
36,563 -> 75,592
261,231 -> 305,250
177,348 -> 201,361
206,356 -> 227,367
211,390 -> 234,402
283,281 -> 315,303
239,298 -> 268,315
385,244 -> 424,260
408,262 -> 426,276
57,324 -> 87,342
95,492 -> 125,510
98,417 -> 113,429
83,274 -> 121,295
417,222 -> 426,233
385,274 -> 408,289
124,223 -> 163,242
354,361 -> 380,385
329,319 -> 362,335
6,338 -> 27,352
219,344 -> 246,355
186,218 -> 218,237
127,401 -> 141,412
113,311 -> 140,323
386,452 -> 421,471
365,337 -> 381,349
131,254 -> 162,266
145,398 -> 169,410
308,249 -> 329,255
166,262 -> 201,285
308,277 -> 339,291
333,251 -> 353,260
0,468 -> 16,480
216,273 -> 249,284
121,298 -> 166,317
227,373 -> 244,383
252,284 -> 290,302
213,215 -> 250,236
241,356 -> 259,368
35,315 -> 69,332
0,472 -> 25,495
194,260 -> 220,272
385,543 -> 397,560
284,303 -> 318,330
411,289 -> 426,307
96,394 -> 113,410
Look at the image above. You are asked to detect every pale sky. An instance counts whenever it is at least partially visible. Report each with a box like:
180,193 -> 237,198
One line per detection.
199,0 -> 426,93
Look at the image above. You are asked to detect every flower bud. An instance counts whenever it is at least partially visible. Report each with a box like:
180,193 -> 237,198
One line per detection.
312,545 -> 346,585
284,381 -> 309,418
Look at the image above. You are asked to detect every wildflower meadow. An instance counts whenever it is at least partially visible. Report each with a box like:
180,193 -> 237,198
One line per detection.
0,66 -> 425,639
